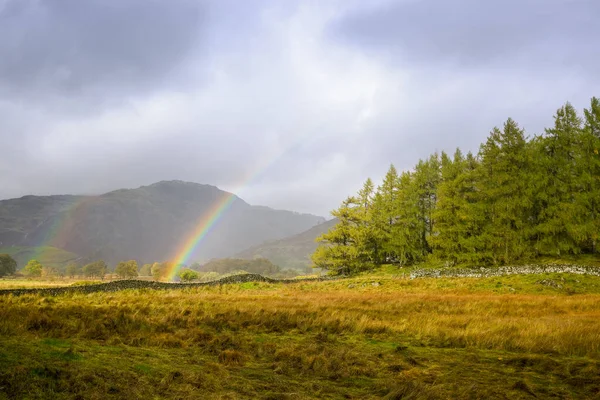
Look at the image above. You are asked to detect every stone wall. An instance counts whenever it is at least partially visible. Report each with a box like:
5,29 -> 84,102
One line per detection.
0,273 -> 337,297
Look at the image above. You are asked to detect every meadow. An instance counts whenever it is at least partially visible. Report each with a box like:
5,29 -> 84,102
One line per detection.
1,272 -> 600,399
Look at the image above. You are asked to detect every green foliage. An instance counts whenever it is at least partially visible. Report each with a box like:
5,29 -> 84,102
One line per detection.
199,258 -> 280,275
475,119 -> 534,264
534,103 -> 585,255
65,263 -> 80,278
82,260 -> 107,279
178,269 -> 199,282
313,97 -> 600,273
313,179 -> 379,275
0,254 -> 17,277
150,262 -> 175,281
24,259 -> 43,277
139,263 -> 152,276
115,260 -> 139,278
0,246 -> 79,272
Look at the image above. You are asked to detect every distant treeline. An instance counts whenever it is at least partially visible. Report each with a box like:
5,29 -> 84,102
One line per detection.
313,98 -> 600,275
193,258 -> 281,275
1,255 -> 297,282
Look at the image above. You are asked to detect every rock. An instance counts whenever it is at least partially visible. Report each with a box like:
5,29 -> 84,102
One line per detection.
371,282 -> 381,287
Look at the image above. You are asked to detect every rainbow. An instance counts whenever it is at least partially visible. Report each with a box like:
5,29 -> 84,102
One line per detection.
37,197 -> 91,250
166,192 -> 238,280
165,136 -> 311,280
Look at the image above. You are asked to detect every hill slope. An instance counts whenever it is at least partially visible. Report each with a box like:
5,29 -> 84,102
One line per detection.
235,218 -> 338,270
0,246 -> 81,269
0,181 -> 324,265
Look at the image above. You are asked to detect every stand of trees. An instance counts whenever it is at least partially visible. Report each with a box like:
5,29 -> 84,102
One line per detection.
82,260 -> 107,279
197,258 -> 281,275
313,98 -> 600,275
0,254 -> 17,277
115,260 -> 139,278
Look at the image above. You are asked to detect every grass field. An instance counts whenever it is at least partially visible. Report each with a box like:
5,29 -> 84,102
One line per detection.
1,272 -> 600,399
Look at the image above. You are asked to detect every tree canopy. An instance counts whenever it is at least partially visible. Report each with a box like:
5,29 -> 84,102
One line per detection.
313,97 -> 600,275
82,260 -> 107,279
0,254 -> 17,277
24,259 -> 43,277
115,260 -> 139,278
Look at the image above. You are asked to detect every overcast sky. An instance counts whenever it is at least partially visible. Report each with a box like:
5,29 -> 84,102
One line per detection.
1,0 -> 598,216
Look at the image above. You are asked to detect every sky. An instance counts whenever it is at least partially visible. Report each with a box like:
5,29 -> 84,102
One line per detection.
0,0 -> 598,217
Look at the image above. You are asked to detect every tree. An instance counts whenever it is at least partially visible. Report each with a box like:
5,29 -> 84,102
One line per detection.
312,179 -> 378,275
65,262 -> 80,278
115,260 -> 139,278
41,266 -> 58,278
0,254 -> 17,277
579,97 -> 600,253
411,154 -> 441,257
24,259 -> 43,277
430,150 -> 471,264
151,262 -> 166,281
179,269 -> 199,282
199,258 -> 280,275
476,119 -> 534,264
388,171 -> 425,265
83,260 -> 107,279
139,263 -> 152,276
371,165 -> 400,263
534,103 -> 584,255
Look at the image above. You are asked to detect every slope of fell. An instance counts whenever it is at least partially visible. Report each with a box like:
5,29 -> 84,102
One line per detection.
236,218 -> 338,270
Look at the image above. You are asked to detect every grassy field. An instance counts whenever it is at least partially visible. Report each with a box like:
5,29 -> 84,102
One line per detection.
1,273 -> 600,399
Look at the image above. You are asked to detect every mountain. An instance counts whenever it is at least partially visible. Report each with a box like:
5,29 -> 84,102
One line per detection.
235,218 -> 338,271
0,246 -> 81,270
0,181 -> 325,266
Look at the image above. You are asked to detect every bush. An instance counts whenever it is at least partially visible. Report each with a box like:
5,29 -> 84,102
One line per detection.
179,269 -> 199,282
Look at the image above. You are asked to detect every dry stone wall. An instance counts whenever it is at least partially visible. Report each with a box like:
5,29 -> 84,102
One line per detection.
0,274 -> 336,297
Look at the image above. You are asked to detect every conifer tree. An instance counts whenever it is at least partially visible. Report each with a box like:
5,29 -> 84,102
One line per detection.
313,96 -> 599,274
371,165 -> 400,263
388,171 -> 423,265
580,97 -> 600,253
312,179 -> 377,274
429,150 -> 466,264
535,103 -> 584,255
412,154 -> 441,256
477,119 -> 533,264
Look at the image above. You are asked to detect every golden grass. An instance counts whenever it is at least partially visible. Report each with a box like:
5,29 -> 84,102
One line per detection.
1,275 -> 600,398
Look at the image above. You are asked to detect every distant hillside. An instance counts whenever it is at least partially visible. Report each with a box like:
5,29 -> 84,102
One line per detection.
0,181 -> 325,265
235,218 -> 338,270
0,246 -> 81,269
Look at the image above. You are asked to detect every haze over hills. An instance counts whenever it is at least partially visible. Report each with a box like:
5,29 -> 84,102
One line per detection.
236,218 -> 338,270
0,181 -> 325,267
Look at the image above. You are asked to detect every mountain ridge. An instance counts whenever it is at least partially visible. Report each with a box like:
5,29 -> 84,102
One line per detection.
0,180 -> 325,266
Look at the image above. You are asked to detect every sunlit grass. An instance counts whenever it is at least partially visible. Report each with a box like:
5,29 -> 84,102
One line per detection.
1,274 -> 600,398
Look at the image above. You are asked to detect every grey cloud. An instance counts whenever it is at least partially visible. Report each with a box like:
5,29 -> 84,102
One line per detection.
1,1 -> 598,217
0,0 -> 204,106
331,0 -> 600,73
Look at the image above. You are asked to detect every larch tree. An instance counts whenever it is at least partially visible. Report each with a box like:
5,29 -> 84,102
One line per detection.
477,119 -> 533,264
535,103 -> 584,255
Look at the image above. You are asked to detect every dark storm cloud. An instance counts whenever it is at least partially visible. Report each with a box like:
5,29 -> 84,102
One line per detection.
0,0 -> 204,105
332,0 -> 599,73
